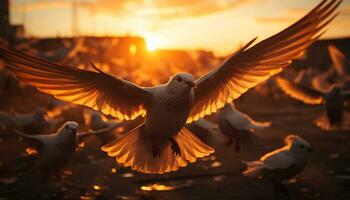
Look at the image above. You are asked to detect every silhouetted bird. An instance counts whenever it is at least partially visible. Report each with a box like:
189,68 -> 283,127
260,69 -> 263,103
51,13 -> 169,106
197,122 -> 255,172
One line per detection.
277,77 -> 350,131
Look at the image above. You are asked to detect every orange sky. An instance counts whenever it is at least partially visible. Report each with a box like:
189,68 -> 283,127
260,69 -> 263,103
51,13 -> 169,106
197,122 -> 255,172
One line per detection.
11,0 -> 350,55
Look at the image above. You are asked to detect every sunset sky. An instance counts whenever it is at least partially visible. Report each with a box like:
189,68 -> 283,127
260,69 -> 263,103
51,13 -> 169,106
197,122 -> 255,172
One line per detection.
10,0 -> 350,55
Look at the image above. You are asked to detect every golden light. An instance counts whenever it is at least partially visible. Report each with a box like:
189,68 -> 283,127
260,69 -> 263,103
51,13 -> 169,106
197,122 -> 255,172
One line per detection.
129,44 -> 137,55
145,34 -> 158,51
140,184 -> 176,191
140,180 -> 193,191
93,185 -> 102,190
26,147 -> 38,155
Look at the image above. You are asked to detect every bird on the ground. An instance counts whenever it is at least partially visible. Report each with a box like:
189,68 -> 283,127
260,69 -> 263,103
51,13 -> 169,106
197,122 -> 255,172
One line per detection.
186,118 -> 220,144
0,0 -> 340,174
15,121 -> 115,176
243,134 -> 312,197
84,110 -> 125,144
216,103 -> 271,152
276,77 -> 350,131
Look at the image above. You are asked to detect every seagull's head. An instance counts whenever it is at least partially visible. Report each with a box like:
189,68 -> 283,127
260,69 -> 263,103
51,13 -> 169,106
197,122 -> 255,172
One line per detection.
285,134 -> 312,153
168,73 -> 196,92
59,121 -> 79,136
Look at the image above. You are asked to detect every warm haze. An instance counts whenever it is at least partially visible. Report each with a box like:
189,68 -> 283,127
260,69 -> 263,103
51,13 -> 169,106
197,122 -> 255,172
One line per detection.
10,0 -> 350,55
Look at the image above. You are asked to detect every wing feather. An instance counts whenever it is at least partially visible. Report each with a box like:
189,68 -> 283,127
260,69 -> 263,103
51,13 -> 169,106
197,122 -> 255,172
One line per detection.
328,45 -> 350,77
0,48 -> 150,120
276,77 -> 324,105
188,0 -> 341,123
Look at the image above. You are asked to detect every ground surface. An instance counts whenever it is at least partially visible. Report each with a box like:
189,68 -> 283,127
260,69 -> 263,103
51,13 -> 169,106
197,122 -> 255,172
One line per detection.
0,84 -> 350,200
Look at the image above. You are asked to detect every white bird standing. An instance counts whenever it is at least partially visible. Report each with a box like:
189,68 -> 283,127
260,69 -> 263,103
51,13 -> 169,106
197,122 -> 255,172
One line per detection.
0,0 -> 340,174
243,134 -> 312,197
217,103 -> 271,152
15,121 -> 114,175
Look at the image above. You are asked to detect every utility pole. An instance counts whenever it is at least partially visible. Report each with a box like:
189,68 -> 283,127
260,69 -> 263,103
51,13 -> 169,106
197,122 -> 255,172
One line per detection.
71,0 -> 79,37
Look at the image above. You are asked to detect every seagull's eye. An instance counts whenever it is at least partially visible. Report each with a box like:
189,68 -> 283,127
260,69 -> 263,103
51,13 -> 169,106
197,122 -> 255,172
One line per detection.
177,77 -> 182,82
65,125 -> 69,129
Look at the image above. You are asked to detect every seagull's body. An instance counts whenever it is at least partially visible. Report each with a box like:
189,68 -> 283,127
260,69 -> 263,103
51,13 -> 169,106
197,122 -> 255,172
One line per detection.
243,135 -> 312,197
144,79 -> 194,151
16,121 -> 79,174
16,121 -> 113,174
0,0 -> 341,174
217,103 -> 271,151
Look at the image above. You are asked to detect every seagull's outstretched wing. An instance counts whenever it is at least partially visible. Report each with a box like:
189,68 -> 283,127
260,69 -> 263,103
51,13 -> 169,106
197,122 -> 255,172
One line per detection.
0,48 -> 151,120
276,77 -> 324,105
328,45 -> 350,78
187,0 -> 340,123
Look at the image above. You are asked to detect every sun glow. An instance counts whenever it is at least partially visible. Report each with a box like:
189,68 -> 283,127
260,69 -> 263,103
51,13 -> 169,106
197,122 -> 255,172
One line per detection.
145,34 -> 158,51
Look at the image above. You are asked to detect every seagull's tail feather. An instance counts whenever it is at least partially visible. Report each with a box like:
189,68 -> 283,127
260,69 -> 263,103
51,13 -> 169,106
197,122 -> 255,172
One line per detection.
101,125 -> 214,174
242,160 -> 264,178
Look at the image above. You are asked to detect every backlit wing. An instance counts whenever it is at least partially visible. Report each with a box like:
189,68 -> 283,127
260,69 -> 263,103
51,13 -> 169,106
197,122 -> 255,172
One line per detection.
276,77 -> 324,105
188,0 -> 340,123
0,48 -> 150,120
328,45 -> 350,77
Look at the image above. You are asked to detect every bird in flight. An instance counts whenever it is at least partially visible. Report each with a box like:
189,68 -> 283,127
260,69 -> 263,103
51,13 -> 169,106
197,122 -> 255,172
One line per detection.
0,0 -> 341,174
276,77 -> 350,131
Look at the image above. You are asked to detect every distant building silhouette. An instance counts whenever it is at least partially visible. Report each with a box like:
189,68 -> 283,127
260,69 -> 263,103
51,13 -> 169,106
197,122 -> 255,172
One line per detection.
0,0 -> 10,43
0,0 -> 26,45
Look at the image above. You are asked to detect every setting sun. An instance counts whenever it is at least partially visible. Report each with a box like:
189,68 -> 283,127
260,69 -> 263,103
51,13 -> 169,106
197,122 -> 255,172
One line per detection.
145,34 -> 158,51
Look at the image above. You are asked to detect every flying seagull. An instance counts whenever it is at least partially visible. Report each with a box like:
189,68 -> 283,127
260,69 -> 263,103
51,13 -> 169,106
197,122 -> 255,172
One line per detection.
0,0 -> 341,174
243,134 -> 312,197
276,77 -> 350,131
310,45 -> 350,92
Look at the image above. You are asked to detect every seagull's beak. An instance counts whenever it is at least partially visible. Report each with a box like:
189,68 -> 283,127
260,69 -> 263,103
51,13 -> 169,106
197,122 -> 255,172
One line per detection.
186,81 -> 196,88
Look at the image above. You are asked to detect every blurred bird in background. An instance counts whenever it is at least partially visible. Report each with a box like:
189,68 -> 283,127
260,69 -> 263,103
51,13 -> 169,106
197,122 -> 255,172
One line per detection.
310,45 -> 350,93
84,109 -> 125,144
0,107 -> 63,136
276,77 -> 350,131
216,103 -> 271,152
